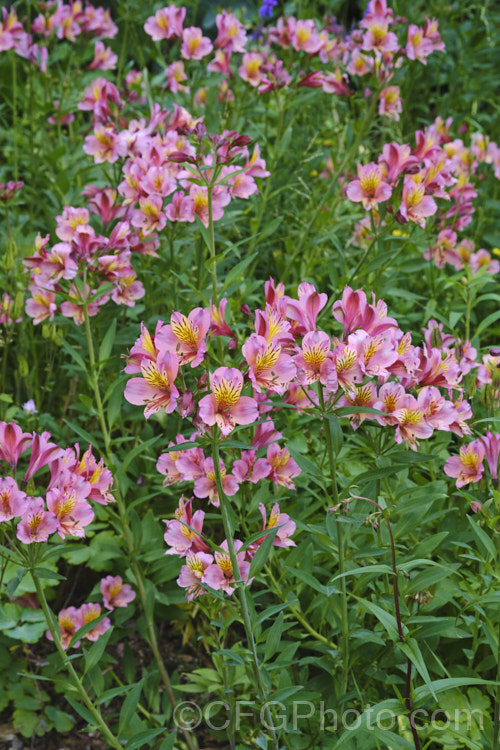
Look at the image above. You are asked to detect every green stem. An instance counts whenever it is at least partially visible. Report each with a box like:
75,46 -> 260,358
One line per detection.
264,563 -> 337,651
212,433 -> 279,750
32,574 -> 122,750
320,386 -> 348,693
207,184 -> 218,309
493,611 -> 500,749
12,51 -> 18,180
465,283 -> 471,342
82,300 -> 197,750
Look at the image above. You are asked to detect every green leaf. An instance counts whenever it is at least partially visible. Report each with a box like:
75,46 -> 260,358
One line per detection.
59,336 -> 87,373
467,516 -> 496,560
84,627 -> 113,674
99,318 -> 117,364
399,638 -> 436,700
475,309 -> 500,338
65,696 -> 98,728
119,679 -> 144,733
223,252 -> 258,290
249,526 -> 279,577
33,567 -> 66,581
264,612 -> 284,662
125,729 -> 166,750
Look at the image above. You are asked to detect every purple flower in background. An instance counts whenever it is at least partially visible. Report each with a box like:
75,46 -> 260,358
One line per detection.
258,0 -> 278,19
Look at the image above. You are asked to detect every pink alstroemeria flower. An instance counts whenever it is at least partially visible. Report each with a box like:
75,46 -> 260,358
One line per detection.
202,540 -> 251,596
346,163 -> 392,210
125,350 -> 179,418
144,5 -> 185,40
181,26 -> 213,60
100,575 -> 136,610
399,176 -> 437,227
444,439 -> 485,488
294,330 -> 331,384
393,397 -> 433,450
193,457 -> 239,506
232,450 -> 271,484
480,431 -> 500,487
46,607 -> 83,649
0,421 -> 32,467
257,502 -> 296,549
242,333 -> 296,393
164,496 -> 208,556
25,287 -> 57,325
157,307 -> 211,367
0,477 -> 27,521
46,488 -> 94,539
199,367 -> 258,435
17,498 -> 59,544
177,552 -> 214,601
267,444 -> 301,489
23,431 -> 64,482
287,282 -> 328,336
79,602 -> 111,641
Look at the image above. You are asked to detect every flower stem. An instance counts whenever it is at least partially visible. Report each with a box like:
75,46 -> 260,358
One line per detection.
32,573 -> 123,750
493,612 -> 500,748
82,301 -> 197,750
207,185 -> 218,309
264,563 -> 338,651
211,433 -> 279,750
319,386 -> 348,693
350,495 -> 420,750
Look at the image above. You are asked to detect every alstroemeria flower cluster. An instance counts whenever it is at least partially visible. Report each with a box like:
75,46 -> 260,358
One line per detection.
122,280 -> 480,598
0,2 -> 117,72
163,495 -> 295,601
139,1 -> 442,120
0,422 -> 113,544
349,117 -> 500,274
46,575 -> 135,649
23,199 -> 149,325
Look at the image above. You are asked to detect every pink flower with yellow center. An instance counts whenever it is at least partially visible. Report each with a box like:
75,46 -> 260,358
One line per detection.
378,86 -> 402,121
444,439 -> 485,488
255,502 -> 296,551
399,176 -> 437,227
346,163 -> 392,210
100,575 -> 136,610
202,540 -> 251,596
131,194 -> 167,235
16,498 -> 59,544
144,5 -> 185,40
157,307 -> 211,367
79,602 -> 111,641
125,350 -> 179,419
214,10 -> 247,53
267,444 -> 301,489
46,607 -> 83,649
199,367 -> 258,435
164,496 -> 208,556
181,26 -> 213,60
194,457 -> 239,506
294,330 -> 331,384
405,24 -> 434,64
393,397 -> 433,450
0,477 -> 27,521
25,287 -> 57,325
177,551 -> 214,601
46,488 -> 94,539
362,21 -> 398,52
239,52 -> 265,86
242,333 -> 296,393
